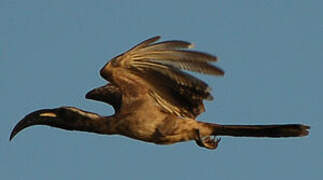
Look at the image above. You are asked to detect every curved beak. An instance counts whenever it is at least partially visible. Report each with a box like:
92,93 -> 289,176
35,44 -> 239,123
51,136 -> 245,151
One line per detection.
10,109 -> 56,141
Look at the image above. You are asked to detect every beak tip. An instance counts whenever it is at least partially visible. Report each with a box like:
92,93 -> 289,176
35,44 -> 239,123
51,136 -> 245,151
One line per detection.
9,109 -> 55,142
9,132 -> 15,141
9,127 -> 19,141
9,115 -> 33,142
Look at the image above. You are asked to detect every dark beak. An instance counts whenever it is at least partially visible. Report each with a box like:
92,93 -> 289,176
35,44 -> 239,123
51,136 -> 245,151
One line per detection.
10,109 -> 56,141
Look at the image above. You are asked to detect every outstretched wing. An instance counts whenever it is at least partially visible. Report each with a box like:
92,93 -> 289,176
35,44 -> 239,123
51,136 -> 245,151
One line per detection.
85,84 -> 122,112
100,36 -> 224,118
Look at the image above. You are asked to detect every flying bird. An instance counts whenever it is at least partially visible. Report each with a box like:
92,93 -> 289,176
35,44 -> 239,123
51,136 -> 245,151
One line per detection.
10,36 -> 310,149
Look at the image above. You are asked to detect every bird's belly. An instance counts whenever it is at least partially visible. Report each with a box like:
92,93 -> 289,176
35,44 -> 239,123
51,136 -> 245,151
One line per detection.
115,113 -> 165,142
115,114 -> 197,144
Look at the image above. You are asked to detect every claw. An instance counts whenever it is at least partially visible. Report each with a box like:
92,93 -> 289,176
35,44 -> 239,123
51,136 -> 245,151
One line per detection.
194,129 -> 221,150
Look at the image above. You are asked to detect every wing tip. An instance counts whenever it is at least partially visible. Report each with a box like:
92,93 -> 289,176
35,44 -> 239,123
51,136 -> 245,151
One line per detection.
149,35 -> 161,42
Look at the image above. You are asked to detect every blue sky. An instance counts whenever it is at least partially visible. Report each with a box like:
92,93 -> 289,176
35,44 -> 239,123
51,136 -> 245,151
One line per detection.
1,0 -> 322,179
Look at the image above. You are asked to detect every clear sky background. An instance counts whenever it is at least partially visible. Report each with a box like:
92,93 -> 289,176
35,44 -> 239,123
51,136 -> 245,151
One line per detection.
1,0 -> 322,179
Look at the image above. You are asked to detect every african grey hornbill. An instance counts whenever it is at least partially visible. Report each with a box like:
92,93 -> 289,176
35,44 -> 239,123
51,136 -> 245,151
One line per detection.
10,36 -> 310,149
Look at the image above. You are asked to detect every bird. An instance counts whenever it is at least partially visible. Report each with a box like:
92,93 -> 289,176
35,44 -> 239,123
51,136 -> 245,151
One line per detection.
10,36 -> 310,150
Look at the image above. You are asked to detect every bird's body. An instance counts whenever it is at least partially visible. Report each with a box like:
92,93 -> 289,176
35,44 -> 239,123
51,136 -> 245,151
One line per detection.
10,36 -> 310,149
68,89 -> 212,145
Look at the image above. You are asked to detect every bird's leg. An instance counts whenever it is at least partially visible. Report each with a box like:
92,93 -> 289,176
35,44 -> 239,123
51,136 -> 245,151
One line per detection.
194,129 -> 221,150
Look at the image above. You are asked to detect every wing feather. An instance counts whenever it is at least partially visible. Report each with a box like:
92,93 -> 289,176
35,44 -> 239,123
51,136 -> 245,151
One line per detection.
100,36 -> 224,118
127,36 -> 161,52
85,84 -> 122,112
133,50 -> 218,62
138,40 -> 193,51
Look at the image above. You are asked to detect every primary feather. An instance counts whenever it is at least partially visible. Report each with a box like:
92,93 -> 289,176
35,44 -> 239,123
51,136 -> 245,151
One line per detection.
101,36 -> 224,118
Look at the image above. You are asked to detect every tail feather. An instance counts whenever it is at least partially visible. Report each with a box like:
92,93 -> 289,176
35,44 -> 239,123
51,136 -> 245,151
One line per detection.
212,124 -> 310,138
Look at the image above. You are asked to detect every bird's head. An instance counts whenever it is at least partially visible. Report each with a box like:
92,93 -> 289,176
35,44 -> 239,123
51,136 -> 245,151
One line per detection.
9,107 -> 101,141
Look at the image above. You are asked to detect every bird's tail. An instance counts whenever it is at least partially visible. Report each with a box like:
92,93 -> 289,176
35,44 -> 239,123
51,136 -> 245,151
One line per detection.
211,124 -> 310,138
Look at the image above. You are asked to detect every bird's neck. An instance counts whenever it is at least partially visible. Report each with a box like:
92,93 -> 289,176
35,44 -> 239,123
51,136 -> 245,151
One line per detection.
55,115 -> 117,135
43,107 -> 118,135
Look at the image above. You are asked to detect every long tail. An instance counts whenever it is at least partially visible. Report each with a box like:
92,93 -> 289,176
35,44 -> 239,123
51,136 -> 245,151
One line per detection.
212,124 -> 310,137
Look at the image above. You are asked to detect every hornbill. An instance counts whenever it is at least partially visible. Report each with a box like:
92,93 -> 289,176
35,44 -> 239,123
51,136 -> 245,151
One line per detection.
10,36 -> 310,149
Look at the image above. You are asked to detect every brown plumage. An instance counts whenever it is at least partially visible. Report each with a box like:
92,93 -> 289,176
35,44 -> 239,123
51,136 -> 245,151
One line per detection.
10,36 -> 310,149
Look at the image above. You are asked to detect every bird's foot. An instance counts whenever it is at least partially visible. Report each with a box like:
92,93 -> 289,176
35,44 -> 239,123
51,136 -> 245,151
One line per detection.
194,129 -> 221,150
